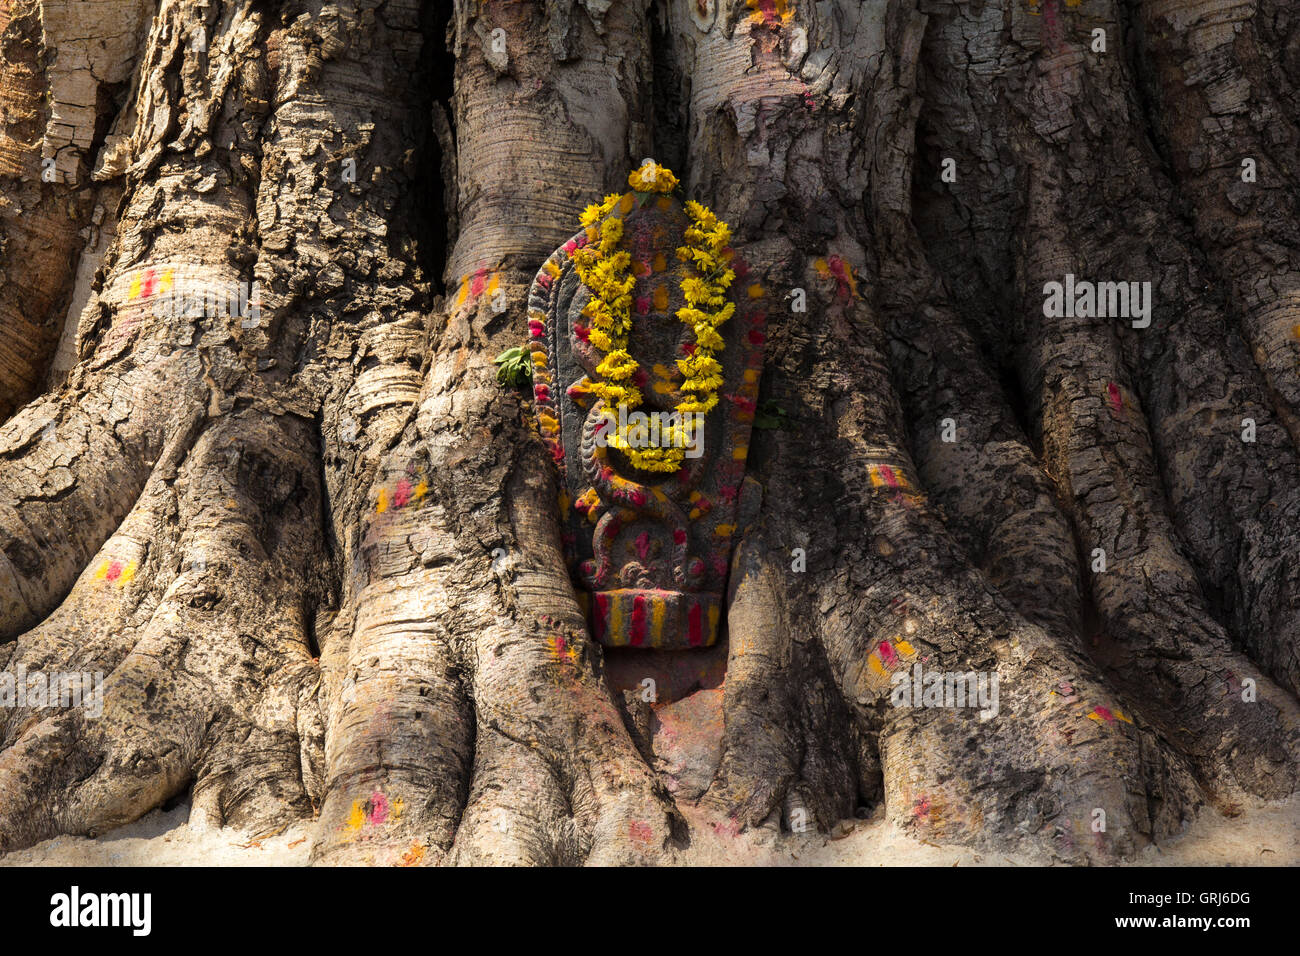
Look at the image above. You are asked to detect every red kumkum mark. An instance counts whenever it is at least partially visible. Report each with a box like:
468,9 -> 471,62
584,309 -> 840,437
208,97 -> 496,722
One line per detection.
393,479 -> 413,509
593,594 -> 609,643
712,817 -> 742,838
827,255 -> 853,300
634,531 -> 652,561
369,791 -> 391,825
688,601 -> 704,646
1042,0 -> 1063,50
105,561 -> 124,582
1107,382 -> 1123,415
469,268 -> 489,297
879,640 -> 899,667
630,595 -> 648,646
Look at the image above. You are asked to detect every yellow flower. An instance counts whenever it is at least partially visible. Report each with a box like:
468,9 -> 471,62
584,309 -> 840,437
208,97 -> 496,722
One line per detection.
681,277 -> 711,304
692,359 -> 724,377
565,166 -> 740,474
677,395 -> 719,414
628,161 -> 680,194
597,349 -> 639,380
693,326 -> 725,352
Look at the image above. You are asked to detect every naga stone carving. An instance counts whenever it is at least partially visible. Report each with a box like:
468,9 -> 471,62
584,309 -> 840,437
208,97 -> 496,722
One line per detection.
526,162 -> 766,649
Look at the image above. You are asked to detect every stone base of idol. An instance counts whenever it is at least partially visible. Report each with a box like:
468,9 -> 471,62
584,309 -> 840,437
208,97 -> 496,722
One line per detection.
578,588 -> 724,649
604,640 -> 728,800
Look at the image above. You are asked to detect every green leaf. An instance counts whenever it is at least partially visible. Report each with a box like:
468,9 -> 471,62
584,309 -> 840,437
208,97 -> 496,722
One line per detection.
494,347 -> 533,388
753,399 -> 787,430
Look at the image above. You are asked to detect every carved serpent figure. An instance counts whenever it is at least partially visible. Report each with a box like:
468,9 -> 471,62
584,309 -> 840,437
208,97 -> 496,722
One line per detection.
526,163 -> 766,649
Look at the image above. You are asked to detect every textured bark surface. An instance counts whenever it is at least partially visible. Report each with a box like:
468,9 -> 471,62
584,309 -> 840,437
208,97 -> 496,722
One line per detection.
0,0 -> 1297,864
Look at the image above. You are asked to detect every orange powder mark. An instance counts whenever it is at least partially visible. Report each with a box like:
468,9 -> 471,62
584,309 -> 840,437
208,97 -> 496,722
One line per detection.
400,843 -> 427,867
747,0 -> 794,26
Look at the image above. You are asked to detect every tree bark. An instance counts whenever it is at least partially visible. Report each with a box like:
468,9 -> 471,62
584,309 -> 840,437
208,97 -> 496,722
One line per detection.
0,0 -> 1297,864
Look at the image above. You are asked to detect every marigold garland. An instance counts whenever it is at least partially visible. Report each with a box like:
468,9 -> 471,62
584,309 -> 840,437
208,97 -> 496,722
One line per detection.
568,162 -> 736,473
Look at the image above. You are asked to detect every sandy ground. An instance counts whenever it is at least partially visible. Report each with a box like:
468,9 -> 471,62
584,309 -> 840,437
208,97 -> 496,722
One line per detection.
2,795 -> 1295,866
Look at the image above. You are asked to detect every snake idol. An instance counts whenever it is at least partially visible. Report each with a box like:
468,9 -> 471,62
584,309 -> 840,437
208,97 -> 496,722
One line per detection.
527,163 -> 766,650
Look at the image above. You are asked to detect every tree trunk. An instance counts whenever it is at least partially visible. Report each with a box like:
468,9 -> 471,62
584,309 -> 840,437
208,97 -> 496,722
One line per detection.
0,0 -> 1297,864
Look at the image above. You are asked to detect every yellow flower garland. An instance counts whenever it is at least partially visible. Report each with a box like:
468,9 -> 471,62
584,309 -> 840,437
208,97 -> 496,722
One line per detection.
569,163 -> 736,473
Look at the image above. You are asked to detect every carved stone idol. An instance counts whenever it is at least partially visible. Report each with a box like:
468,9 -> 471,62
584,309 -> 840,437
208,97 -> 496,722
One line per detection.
526,163 -> 765,649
